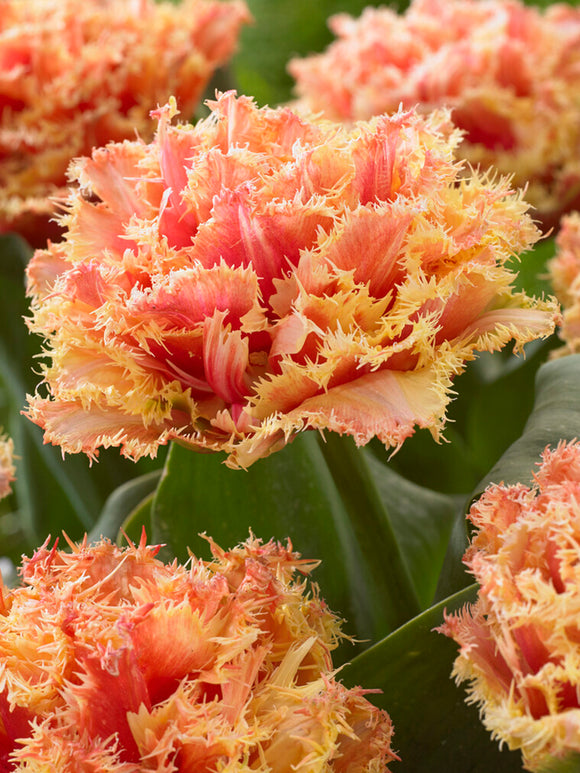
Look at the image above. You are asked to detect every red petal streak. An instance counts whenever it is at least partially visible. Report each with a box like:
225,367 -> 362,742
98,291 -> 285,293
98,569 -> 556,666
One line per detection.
127,264 -> 263,332
545,538 -> 566,594
127,602 -> 227,705
512,625 -> 551,675
321,205 -> 411,298
79,143 -> 150,222
0,694 -> 32,768
190,191 -> 330,297
423,276 -> 500,343
440,608 -> 516,697
351,120 -> 403,205
70,645 -> 150,763
203,312 -> 251,404
157,127 -> 201,248
453,101 -> 517,152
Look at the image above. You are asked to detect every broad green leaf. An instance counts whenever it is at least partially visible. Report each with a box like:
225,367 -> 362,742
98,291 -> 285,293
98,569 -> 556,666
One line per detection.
149,431 -> 463,648
150,432 -> 425,651
473,355 -> 580,498
462,339 -> 558,486
119,492 -> 155,546
378,424 -> 481,494
88,471 -> 162,543
312,434 -> 422,618
389,338 -> 557,495
364,451 -> 460,607
432,508 -> 472,602
512,237 -> 557,298
342,585 -> 524,772
540,754 -> 580,773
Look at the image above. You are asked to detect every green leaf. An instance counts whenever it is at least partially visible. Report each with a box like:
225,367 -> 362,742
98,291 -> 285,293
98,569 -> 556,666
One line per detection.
388,338 -> 557,495
432,508 -> 472,602
233,0 -> 409,107
461,339 -> 558,487
313,434 -> 421,620
150,431 -> 464,649
539,753 -> 580,773
364,450 -> 460,607
525,0 -> 580,7
150,433 -> 426,651
88,471 -> 161,543
473,354 -> 580,499
117,493 -> 155,546
342,585 -> 524,772
511,236 -> 557,299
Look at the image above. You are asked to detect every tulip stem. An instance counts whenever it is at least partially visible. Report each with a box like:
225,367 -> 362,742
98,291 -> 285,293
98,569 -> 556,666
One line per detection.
316,432 -> 422,638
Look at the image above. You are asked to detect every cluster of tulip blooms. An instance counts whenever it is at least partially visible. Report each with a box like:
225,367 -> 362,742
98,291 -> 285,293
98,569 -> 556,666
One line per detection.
2,0 -> 580,770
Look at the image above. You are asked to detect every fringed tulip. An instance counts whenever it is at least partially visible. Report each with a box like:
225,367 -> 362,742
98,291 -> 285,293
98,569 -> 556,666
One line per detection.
549,213 -> 580,354
0,0 -> 249,245
440,440 -> 580,771
289,0 -> 580,228
25,92 -> 559,468
0,433 -> 15,500
0,533 -> 398,771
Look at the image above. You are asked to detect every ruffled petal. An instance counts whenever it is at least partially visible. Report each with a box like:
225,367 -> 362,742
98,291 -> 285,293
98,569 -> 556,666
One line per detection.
24,92 -> 559,467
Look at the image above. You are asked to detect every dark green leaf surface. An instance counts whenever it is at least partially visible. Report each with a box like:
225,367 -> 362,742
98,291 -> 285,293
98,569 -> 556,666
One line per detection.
364,450 -> 460,607
540,754 -> 580,773
150,433 -> 407,649
432,505 -> 472,602
511,236 -> 557,299
473,355 -> 580,499
389,337 -> 557,495
342,585 -> 524,772
88,471 -> 162,543
149,431 -> 462,649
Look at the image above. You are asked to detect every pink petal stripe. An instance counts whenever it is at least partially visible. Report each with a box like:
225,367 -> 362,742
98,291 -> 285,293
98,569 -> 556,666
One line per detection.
203,311 -> 251,405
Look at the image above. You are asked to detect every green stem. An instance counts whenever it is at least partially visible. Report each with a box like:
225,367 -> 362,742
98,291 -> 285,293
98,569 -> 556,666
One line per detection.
316,433 -> 421,636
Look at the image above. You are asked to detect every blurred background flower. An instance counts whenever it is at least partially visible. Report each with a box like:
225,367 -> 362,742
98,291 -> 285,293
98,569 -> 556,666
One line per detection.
0,0 -> 249,245
0,533 -> 397,771
0,432 -> 15,500
440,439 -> 580,771
549,212 -> 580,354
289,0 -> 580,231
24,92 -> 558,468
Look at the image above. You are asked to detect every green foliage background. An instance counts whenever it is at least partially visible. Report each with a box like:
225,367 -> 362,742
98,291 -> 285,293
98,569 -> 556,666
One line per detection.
233,0 -> 408,106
